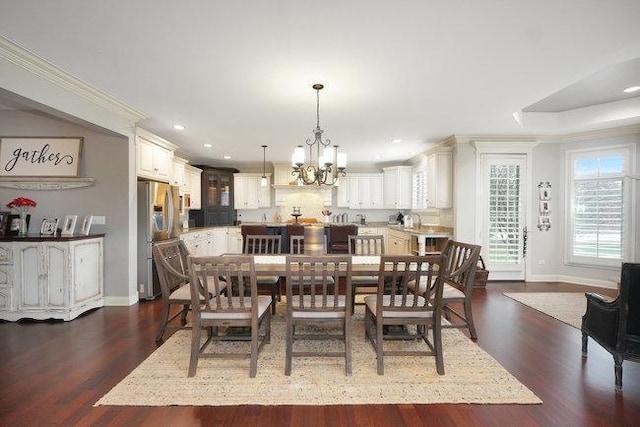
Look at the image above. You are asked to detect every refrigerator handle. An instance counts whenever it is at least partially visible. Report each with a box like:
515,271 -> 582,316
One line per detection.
165,186 -> 174,237
166,186 -> 174,236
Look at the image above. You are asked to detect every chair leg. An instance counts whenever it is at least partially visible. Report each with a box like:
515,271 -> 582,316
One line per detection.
434,322 -> 444,375
179,304 -> 189,325
250,323 -> 258,378
285,317 -> 293,376
614,355 -> 623,392
464,299 -> 477,340
345,316 -> 352,376
265,309 -> 272,344
155,301 -> 171,342
188,322 -> 201,377
376,318 -> 384,375
271,285 -> 277,315
581,333 -> 588,357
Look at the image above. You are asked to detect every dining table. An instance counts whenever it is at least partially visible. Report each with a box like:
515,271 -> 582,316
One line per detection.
251,254 -> 384,276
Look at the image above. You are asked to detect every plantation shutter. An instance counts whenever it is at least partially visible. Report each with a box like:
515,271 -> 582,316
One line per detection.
571,150 -> 626,262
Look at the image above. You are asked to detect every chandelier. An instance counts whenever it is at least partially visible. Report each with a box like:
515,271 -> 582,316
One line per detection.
291,83 -> 346,185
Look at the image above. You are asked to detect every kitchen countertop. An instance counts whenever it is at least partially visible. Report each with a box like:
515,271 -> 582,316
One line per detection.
180,222 -> 452,237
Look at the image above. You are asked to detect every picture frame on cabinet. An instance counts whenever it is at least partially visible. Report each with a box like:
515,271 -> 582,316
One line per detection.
61,214 -> 78,235
40,218 -> 59,236
80,215 -> 93,235
8,214 -> 30,235
0,211 -> 9,236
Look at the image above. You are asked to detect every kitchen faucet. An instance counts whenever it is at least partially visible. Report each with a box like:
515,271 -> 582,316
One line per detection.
261,213 -> 267,223
406,212 -> 421,229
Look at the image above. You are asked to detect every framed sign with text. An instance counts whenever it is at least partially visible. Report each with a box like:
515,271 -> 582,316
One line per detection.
0,137 -> 83,177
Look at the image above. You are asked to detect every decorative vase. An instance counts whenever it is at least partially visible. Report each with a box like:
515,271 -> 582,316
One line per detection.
18,211 -> 28,236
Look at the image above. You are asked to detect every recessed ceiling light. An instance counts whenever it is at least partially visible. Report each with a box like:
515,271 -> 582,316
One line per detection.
173,124 -> 185,130
223,155 -> 231,160
203,143 -> 212,148
392,138 -> 402,143
623,86 -> 640,93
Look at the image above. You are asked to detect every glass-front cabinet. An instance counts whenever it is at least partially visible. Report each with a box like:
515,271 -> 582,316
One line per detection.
189,166 -> 238,226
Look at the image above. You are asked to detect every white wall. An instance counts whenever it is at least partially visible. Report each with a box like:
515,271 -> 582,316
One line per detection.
0,110 -> 131,300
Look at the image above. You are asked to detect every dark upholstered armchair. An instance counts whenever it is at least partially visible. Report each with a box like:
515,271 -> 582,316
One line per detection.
581,262 -> 640,391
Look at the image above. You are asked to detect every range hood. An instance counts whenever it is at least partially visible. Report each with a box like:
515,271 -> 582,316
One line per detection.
271,163 -> 333,205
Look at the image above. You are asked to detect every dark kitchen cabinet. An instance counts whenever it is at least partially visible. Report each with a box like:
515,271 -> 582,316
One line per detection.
189,166 -> 239,226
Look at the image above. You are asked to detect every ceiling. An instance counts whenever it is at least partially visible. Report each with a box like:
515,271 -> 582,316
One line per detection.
1,1 -> 639,166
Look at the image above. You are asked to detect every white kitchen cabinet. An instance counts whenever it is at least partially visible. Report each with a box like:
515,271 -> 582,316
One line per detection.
383,166 -> 413,209
210,228 -> 227,255
337,174 -> 383,209
136,128 -> 177,182
234,173 -> 271,209
0,237 -> 104,321
226,227 -> 243,254
171,157 -> 188,191
426,148 -> 453,209
386,228 -> 412,255
184,165 -> 202,210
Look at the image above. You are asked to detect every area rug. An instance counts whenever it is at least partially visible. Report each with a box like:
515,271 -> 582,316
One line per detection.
95,308 -> 541,406
503,292 -> 592,329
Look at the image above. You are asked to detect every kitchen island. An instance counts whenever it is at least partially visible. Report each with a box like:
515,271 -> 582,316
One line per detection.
179,223 -> 452,256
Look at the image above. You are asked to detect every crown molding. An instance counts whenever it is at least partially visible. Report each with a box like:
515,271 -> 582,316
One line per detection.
0,36 -> 145,123
536,123 -> 640,143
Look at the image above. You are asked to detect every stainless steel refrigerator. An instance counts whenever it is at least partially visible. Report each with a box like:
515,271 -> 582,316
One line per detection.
137,181 -> 181,300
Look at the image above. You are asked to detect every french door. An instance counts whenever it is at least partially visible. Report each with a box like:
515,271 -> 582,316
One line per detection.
479,155 -> 527,280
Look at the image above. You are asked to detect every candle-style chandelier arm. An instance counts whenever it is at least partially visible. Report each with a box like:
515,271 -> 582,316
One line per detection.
291,83 -> 347,186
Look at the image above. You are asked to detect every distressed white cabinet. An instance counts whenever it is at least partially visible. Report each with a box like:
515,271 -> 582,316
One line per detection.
426,148 -> 453,209
383,166 -> 413,209
337,174 -> 383,209
234,173 -> 271,209
136,128 -> 177,182
0,236 -> 104,321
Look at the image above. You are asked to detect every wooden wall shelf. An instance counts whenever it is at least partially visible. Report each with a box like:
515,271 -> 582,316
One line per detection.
0,177 -> 95,190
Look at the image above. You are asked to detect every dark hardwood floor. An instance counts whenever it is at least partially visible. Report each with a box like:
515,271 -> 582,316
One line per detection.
1,281 -> 638,427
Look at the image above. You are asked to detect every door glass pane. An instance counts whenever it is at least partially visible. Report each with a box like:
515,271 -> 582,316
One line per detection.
488,164 -> 521,265
220,176 -> 230,207
208,173 -> 219,207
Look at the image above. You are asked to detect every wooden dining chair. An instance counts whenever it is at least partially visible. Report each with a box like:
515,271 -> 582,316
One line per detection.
440,240 -> 481,340
187,255 -> 272,378
364,254 -> 445,375
285,255 -> 353,375
348,234 -> 385,313
407,240 -> 481,340
152,239 -> 227,343
328,224 -> 358,253
244,234 -> 282,314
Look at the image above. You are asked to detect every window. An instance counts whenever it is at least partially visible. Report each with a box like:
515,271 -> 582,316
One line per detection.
567,146 -> 632,266
412,168 -> 427,210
